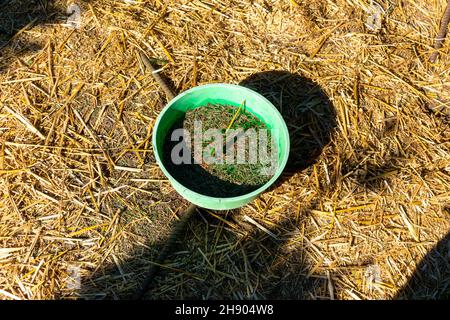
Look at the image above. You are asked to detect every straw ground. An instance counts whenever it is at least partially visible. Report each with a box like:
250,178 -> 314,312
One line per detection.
0,0 -> 449,299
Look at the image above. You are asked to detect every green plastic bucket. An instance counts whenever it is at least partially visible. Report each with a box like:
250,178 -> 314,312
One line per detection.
152,83 -> 290,210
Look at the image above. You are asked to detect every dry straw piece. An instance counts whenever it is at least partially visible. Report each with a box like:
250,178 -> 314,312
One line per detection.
0,0 -> 449,300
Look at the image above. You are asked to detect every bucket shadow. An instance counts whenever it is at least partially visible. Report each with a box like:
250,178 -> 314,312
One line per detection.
239,71 -> 337,187
75,70 -> 339,300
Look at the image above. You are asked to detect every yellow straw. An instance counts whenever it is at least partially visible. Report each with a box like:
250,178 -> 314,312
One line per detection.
226,99 -> 246,132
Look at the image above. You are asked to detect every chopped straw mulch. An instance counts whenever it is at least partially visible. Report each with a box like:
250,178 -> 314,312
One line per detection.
0,0 -> 449,300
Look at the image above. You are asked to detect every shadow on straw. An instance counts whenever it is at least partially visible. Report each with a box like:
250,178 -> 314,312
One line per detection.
75,70 -> 340,300
239,70 -> 337,188
0,0 -> 86,72
395,206 -> 450,300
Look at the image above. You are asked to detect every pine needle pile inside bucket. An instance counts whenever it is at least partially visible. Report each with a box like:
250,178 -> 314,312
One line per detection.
163,103 -> 275,197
